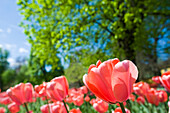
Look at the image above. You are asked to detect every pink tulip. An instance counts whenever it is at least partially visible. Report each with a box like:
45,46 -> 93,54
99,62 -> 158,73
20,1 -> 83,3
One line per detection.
72,94 -> 84,106
40,101 -> 68,113
90,98 -> 108,113
136,96 -> 145,104
84,95 -> 90,102
8,102 -> 20,113
83,59 -> 138,103
46,76 -> 69,101
0,107 -> 6,113
7,83 -> 34,105
0,91 -> 12,105
133,82 -> 150,97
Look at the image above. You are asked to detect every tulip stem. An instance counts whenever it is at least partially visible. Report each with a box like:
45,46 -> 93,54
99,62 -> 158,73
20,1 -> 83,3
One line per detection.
24,103 -> 29,113
119,102 -> 126,113
63,100 -> 69,113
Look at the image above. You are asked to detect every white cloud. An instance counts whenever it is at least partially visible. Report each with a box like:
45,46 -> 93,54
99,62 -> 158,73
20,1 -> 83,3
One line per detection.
7,58 -> 16,67
0,29 -> 4,32
19,48 -> 29,53
0,44 -> 2,48
5,44 -> 16,50
7,28 -> 11,33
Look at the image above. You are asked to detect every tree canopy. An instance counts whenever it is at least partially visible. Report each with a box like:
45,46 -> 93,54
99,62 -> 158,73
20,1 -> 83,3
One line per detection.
17,0 -> 169,79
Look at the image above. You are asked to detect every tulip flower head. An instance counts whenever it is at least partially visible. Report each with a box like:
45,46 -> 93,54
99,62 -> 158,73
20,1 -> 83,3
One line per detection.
83,58 -> 138,103
146,88 -> 160,106
46,76 -> 69,101
0,107 -> 6,113
70,108 -> 82,113
90,98 -> 108,113
160,74 -> 170,92
133,82 -> 150,97
6,83 -> 34,105
8,102 -> 20,113
136,96 -> 145,104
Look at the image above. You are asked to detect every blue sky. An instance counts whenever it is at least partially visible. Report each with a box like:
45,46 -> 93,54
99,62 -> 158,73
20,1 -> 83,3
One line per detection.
0,0 -> 30,67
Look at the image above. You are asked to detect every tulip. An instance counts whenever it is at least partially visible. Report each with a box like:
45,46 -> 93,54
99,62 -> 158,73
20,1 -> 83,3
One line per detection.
136,96 -> 145,104
157,90 -> 168,103
0,107 -> 6,113
34,82 -> 47,97
162,71 -> 170,76
70,108 -> 82,113
6,83 -> 34,105
8,102 -> 20,113
90,98 -> 108,113
78,86 -> 88,94
83,58 -> 138,104
40,101 -> 68,113
6,83 -> 34,113
146,88 -> 160,106
128,94 -> 135,102
0,91 -> 12,105
84,95 -> 90,102
46,76 -> 69,101
72,94 -> 84,106
152,76 -> 161,84
133,82 -> 150,97
160,74 -> 170,92
113,107 -> 130,113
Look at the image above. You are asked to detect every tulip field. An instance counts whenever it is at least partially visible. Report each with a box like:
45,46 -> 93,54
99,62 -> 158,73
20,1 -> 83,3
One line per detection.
0,59 -> 170,113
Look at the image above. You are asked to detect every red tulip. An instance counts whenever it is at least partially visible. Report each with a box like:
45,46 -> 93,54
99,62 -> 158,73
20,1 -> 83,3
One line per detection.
113,107 -> 130,113
128,94 -> 135,101
133,82 -> 150,97
90,98 -> 108,113
146,88 -> 160,106
136,96 -> 145,104
7,83 -> 34,105
157,90 -> 168,103
8,102 -> 20,113
160,74 -> 170,92
0,107 -> 6,113
162,71 -> 170,76
0,91 -> 12,105
152,76 -> 161,84
46,76 -> 69,101
70,108 -> 82,113
83,59 -> 138,103
84,95 -> 90,102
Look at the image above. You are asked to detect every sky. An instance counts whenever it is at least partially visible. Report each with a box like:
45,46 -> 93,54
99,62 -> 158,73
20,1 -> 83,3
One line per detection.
0,0 -> 30,67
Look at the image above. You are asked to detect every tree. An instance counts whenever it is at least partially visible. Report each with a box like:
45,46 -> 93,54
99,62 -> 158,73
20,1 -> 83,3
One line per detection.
0,48 -> 9,90
17,0 -> 169,80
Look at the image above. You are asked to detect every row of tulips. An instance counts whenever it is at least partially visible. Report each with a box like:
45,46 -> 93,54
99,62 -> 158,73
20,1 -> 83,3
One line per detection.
0,58 -> 169,113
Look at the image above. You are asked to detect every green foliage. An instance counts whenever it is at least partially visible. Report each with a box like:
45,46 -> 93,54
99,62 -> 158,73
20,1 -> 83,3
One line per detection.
1,69 -> 16,90
17,0 -> 169,80
0,48 -> 9,90
65,62 -> 87,87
